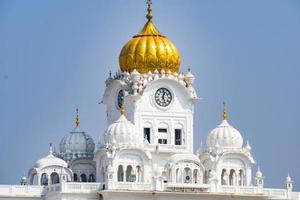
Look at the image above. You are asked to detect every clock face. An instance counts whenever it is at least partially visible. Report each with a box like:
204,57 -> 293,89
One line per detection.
117,90 -> 124,109
154,88 -> 172,107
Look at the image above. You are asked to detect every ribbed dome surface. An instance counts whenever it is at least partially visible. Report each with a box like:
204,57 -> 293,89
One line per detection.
106,115 -> 141,146
206,120 -> 243,149
60,127 -> 95,160
119,20 -> 180,74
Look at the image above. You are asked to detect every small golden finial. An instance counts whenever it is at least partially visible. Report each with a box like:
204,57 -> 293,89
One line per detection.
75,108 -> 80,127
222,101 -> 227,120
146,0 -> 153,21
120,101 -> 125,115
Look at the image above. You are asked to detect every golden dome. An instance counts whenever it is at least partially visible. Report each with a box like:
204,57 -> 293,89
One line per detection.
119,1 -> 180,74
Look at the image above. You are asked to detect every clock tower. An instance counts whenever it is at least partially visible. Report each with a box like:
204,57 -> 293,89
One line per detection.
101,1 -> 198,156
98,1 -> 201,189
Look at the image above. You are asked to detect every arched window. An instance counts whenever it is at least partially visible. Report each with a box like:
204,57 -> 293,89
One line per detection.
102,167 -> 106,182
221,169 -> 228,185
89,174 -> 95,182
31,173 -> 38,185
126,165 -> 133,182
80,174 -> 87,182
117,165 -> 124,182
176,168 -> 182,183
143,122 -> 153,144
50,172 -> 59,184
239,169 -> 244,186
136,166 -> 142,182
183,167 -> 192,183
40,173 -> 48,186
73,173 -> 78,182
203,170 -> 208,184
193,169 -> 198,184
229,169 -> 236,186
168,169 -> 172,182
157,123 -> 169,144
204,170 -> 211,184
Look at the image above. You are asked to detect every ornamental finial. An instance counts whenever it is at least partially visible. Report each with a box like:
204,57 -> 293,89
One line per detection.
146,0 -> 153,21
49,143 -> 53,154
75,108 -> 80,127
120,102 -> 125,115
222,101 -> 227,120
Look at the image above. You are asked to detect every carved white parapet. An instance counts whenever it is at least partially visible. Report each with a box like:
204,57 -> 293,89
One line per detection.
0,185 -> 44,197
105,69 -> 198,98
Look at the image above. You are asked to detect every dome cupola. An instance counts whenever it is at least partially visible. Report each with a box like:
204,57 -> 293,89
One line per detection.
106,104 -> 141,146
119,0 -> 180,74
29,144 -> 73,185
34,143 -> 68,169
206,103 -> 244,149
60,109 -> 95,161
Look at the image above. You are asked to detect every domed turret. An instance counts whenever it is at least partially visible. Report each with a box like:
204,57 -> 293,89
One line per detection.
106,104 -> 141,146
206,103 -> 243,149
28,144 -> 73,185
34,145 -> 68,169
60,109 -> 95,161
119,1 -> 180,74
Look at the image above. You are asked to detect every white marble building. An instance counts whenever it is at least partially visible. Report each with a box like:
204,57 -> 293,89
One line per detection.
0,1 -> 299,200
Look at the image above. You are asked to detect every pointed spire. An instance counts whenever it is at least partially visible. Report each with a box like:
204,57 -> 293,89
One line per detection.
75,108 -> 80,127
222,101 -> 227,120
49,143 -> 53,154
146,0 -> 153,21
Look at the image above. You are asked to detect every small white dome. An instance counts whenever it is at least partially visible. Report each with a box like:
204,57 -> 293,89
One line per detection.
256,167 -> 263,178
206,119 -> 243,149
106,115 -> 141,146
286,174 -> 292,182
60,127 -> 95,160
34,153 -> 67,169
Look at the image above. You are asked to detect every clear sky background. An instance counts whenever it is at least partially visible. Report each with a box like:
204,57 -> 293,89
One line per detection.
0,0 -> 299,190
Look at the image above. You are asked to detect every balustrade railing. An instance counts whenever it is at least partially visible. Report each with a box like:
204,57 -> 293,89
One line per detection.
0,185 -> 44,197
112,182 -> 152,190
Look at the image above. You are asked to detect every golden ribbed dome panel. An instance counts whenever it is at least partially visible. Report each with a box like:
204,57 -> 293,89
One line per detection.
119,21 -> 180,74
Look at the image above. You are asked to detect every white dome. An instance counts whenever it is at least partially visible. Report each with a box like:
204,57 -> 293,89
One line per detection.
106,115 -> 141,146
206,120 -> 243,149
60,127 -> 95,160
34,153 -> 68,169
256,167 -> 263,178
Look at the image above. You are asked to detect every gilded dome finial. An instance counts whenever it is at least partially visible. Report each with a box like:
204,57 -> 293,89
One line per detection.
75,108 -> 80,127
222,102 -> 227,120
146,0 -> 153,21
120,101 -> 125,116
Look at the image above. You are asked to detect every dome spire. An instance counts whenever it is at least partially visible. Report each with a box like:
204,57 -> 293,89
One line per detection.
146,0 -> 153,21
75,108 -> 80,127
120,101 -> 125,116
49,143 -> 53,155
222,101 -> 227,120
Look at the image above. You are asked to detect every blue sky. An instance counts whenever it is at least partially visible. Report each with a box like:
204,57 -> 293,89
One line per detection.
0,0 -> 300,190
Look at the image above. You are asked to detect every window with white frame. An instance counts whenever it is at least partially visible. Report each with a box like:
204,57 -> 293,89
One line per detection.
144,127 -> 151,143
175,129 -> 182,145
157,128 -> 168,144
